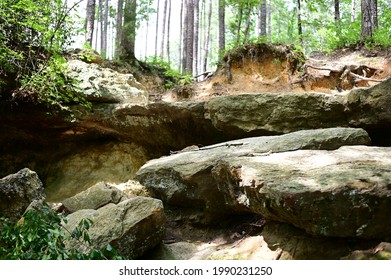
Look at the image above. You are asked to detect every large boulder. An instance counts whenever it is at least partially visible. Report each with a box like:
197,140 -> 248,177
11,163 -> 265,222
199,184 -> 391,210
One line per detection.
206,92 -> 347,137
0,168 -> 45,220
64,196 -> 166,259
346,77 -> 391,128
66,59 -> 148,103
62,182 -> 123,213
214,145 -> 391,239
136,128 -> 370,222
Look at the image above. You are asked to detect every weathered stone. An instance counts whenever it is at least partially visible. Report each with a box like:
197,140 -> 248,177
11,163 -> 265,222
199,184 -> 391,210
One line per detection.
45,142 -> 149,202
66,60 -> 148,103
62,182 -> 123,213
206,92 -> 347,137
0,168 -> 45,220
136,128 -> 371,222
64,196 -> 166,259
346,77 -> 391,128
215,146 -> 391,239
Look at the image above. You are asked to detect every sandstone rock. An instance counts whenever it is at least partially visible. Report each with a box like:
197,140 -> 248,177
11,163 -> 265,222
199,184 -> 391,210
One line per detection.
206,92 -> 347,137
79,100 -> 227,151
215,146 -> 391,239
64,196 -> 165,259
45,142 -> 149,202
346,77 -> 391,128
66,59 -> 148,103
0,168 -> 45,220
62,182 -> 122,213
136,128 -> 370,222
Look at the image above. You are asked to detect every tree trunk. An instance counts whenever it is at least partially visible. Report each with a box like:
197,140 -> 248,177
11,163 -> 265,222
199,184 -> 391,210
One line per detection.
297,0 -> 303,47
160,0 -> 168,58
218,0 -> 225,57
115,0 -> 124,58
154,0 -> 160,58
166,0 -> 171,62
203,0 -> 212,73
236,4 -> 243,44
243,2 -> 253,43
260,0 -> 267,37
193,0 -> 200,76
361,0 -> 377,40
178,0 -> 184,72
85,0 -> 96,46
119,0 -> 137,60
100,0 -> 109,58
145,0 -> 151,59
182,0 -> 194,74
267,0 -> 271,40
335,0 -> 340,24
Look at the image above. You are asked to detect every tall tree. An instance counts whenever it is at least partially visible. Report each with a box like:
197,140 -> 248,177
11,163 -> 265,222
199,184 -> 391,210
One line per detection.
182,0 -> 194,74
166,0 -> 172,62
115,0 -> 124,58
193,0 -> 200,75
260,0 -> 267,37
118,0 -> 137,59
85,0 -> 96,46
218,0 -> 225,57
160,0 -> 168,58
144,0 -> 151,58
154,0 -> 160,57
178,0 -> 184,72
243,1 -> 253,42
236,3 -> 244,44
202,0 -> 212,73
297,0 -> 303,47
100,0 -> 109,58
267,0 -> 271,40
335,0 -> 340,24
361,0 -> 378,40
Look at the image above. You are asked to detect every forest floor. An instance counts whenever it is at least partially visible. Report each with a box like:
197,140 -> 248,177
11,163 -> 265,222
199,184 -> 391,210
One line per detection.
162,44 -> 391,102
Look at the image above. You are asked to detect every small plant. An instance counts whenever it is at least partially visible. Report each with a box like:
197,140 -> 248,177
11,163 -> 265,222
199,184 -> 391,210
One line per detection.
0,203 -> 123,260
12,55 -> 91,112
145,56 -> 193,89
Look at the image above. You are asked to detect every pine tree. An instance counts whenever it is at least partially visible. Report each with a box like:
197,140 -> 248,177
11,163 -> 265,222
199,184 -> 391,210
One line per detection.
85,0 -> 96,46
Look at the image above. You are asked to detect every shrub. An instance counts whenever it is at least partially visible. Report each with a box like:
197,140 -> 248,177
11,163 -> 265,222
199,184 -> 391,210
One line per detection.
0,204 -> 123,260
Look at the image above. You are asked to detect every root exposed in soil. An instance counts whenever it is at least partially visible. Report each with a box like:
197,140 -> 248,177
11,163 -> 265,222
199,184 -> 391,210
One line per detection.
164,43 -> 390,101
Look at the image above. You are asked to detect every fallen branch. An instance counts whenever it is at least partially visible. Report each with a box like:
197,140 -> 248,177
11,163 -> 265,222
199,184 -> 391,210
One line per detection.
348,72 -> 386,82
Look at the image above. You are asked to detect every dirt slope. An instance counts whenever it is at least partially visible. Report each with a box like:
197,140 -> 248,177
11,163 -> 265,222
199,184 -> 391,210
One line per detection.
163,43 -> 391,102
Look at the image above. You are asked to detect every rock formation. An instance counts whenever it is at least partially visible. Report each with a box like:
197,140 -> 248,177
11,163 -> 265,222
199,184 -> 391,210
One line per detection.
0,168 -> 45,220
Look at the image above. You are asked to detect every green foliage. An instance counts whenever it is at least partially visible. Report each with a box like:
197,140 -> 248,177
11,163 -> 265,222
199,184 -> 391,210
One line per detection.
0,0 -> 88,111
0,204 -> 123,260
145,56 -> 193,89
13,55 -> 90,111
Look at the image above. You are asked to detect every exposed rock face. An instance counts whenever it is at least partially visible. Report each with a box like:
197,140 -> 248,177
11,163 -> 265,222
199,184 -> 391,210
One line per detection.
44,142 -> 149,202
346,77 -> 391,128
0,168 -> 45,220
136,128 -> 371,223
64,196 -> 165,259
206,92 -> 347,137
66,60 -> 148,103
215,146 -> 391,239
62,182 -> 122,213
